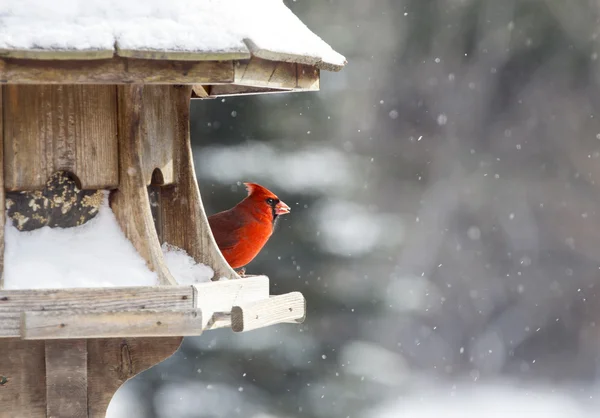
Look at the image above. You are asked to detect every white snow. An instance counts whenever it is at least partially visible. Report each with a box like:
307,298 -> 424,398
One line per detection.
0,0 -> 346,69
3,191 -> 158,289
161,243 -> 214,284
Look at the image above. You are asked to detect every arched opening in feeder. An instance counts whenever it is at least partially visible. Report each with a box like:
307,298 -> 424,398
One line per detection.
150,168 -> 165,186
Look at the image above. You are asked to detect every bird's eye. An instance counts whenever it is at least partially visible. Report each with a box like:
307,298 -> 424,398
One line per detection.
266,198 -> 276,206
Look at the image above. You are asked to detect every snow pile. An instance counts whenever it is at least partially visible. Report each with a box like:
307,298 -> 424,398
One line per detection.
162,243 -> 214,284
3,191 -> 158,289
0,0 -> 346,69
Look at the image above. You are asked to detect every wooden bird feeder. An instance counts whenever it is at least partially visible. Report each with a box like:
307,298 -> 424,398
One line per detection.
0,1 -> 346,416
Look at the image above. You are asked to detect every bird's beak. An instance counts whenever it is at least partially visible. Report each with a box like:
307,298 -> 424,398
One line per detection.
275,200 -> 291,215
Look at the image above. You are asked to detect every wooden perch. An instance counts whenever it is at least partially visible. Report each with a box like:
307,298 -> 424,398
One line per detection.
231,292 -> 306,332
22,309 -> 203,339
194,275 -> 269,329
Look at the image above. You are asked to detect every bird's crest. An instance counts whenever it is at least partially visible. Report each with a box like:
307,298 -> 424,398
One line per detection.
243,182 -> 278,199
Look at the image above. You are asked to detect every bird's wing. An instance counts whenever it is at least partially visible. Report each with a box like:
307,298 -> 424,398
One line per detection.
207,210 -> 246,251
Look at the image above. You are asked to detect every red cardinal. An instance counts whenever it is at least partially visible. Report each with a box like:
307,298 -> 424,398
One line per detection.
208,182 -> 291,271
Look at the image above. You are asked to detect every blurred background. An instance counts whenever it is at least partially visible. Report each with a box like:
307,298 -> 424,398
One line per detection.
109,0 -> 600,416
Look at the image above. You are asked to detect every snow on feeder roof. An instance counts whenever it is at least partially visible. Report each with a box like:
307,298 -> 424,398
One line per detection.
0,0 -> 346,70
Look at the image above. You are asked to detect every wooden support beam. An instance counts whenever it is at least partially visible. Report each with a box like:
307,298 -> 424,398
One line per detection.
22,309 -> 203,339
0,339 -> 47,417
112,85 -> 177,285
157,86 -> 241,281
87,337 -> 183,418
231,292 -> 306,332
3,85 -> 119,191
0,57 -> 235,84
45,340 -> 88,418
193,275 -> 269,329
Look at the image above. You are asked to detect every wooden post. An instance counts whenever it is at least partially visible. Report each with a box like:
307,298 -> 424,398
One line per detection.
156,85 -> 240,281
46,340 -> 88,418
111,84 -> 177,286
0,86 -> 4,290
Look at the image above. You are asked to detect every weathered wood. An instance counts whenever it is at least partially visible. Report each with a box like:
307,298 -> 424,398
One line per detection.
234,58 -> 320,89
0,286 -> 193,338
22,309 -> 203,339
6,171 -> 104,231
0,57 -> 235,84
193,275 -> 269,329
45,340 -> 88,418
139,86 -> 181,186
192,85 -> 211,98
0,48 -> 114,60
0,86 -> 4,289
231,292 -> 306,332
0,339 -> 46,418
87,337 -> 183,418
112,85 -> 177,285
157,85 -> 241,281
3,85 -> 118,191
208,85 -> 295,97
116,49 -> 249,62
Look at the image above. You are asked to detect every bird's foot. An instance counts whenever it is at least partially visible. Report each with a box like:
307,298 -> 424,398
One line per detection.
235,267 -> 246,277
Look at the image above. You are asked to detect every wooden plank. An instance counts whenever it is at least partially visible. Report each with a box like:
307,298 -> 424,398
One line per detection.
156,85 -> 241,281
22,309 -> 203,339
192,85 -> 211,98
112,85 -> 177,285
87,337 -> 182,418
234,58 -> 297,88
0,48 -> 114,60
0,86 -> 4,289
296,63 -> 320,90
231,292 -> 306,332
0,57 -> 234,84
0,286 -> 193,311
193,276 -> 269,329
208,85 -> 294,97
116,49 -> 250,62
45,340 -> 88,418
0,339 -> 46,418
139,86 -> 181,186
0,286 -> 193,338
3,85 -> 118,191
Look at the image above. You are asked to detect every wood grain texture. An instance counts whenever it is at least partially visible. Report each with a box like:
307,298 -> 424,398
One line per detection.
87,337 -> 183,418
0,286 -> 193,338
156,85 -> 240,281
0,57 -> 235,84
0,48 -> 114,60
0,87 -> 4,289
45,340 -> 88,418
193,276 -> 269,329
0,339 -> 46,418
116,49 -> 249,62
234,58 -> 320,89
208,60 -> 319,97
139,86 -> 180,186
3,85 -> 118,191
22,309 -> 203,339
111,85 -> 176,286
231,292 -> 306,332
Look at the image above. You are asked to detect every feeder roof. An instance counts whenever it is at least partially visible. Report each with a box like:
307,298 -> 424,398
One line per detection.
0,0 -> 346,71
